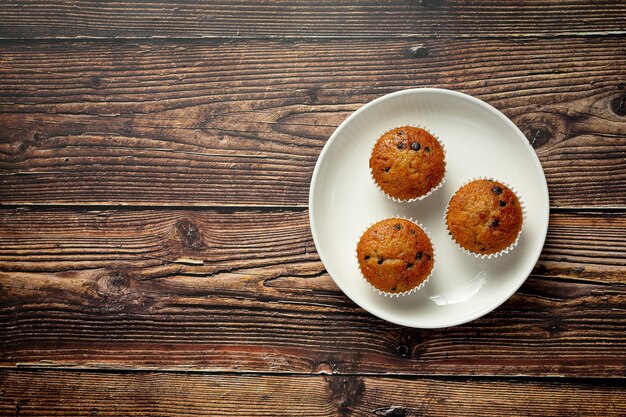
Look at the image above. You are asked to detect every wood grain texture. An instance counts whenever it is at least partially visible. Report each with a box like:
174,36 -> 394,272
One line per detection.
1,371 -> 625,417
1,0 -> 624,408
0,0 -> 625,39
1,208 -> 624,376
1,38 -> 625,207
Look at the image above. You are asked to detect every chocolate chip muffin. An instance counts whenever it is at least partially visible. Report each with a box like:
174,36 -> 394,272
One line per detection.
357,218 -> 434,294
370,126 -> 445,201
446,179 -> 523,255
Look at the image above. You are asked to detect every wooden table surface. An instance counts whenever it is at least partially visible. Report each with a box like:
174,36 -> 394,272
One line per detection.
1,1 -> 625,415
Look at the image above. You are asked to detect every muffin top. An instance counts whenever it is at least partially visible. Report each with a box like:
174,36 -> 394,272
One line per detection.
357,218 -> 434,294
446,179 -> 523,255
370,126 -> 445,200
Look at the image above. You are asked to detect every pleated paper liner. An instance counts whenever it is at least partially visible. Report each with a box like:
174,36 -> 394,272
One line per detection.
355,217 -> 436,298
444,177 -> 526,259
369,124 -> 446,203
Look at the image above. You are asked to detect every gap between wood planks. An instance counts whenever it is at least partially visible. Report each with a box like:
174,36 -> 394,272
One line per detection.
0,32 -> 625,42
0,204 -> 625,213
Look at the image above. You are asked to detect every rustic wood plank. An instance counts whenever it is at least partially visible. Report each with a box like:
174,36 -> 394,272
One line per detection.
0,0 -> 625,39
0,370 -> 625,417
0,208 -> 624,282
1,208 -> 624,376
1,38 -> 625,207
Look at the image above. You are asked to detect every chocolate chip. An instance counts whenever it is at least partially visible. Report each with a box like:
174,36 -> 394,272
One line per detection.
411,142 -> 421,151
397,142 -> 405,149
378,258 -> 383,265
415,252 -> 423,260
424,147 -> 430,153
394,224 -> 402,230
384,167 -> 390,173
410,229 -> 416,235
364,255 -> 370,260
491,219 -> 499,228
498,200 -> 506,207
407,263 -> 414,269
426,254 -> 431,261
398,130 -> 405,135
492,186 -> 503,195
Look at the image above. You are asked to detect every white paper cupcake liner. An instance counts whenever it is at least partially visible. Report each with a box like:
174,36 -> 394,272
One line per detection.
355,216 -> 436,297
369,124 -> 447,203
443,177 -> 527,260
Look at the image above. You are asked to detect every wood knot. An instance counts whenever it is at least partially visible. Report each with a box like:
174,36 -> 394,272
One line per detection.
610,95 -> 625,116
96,271 -> 131,296
306,85 -> 320,103
313,360 -> 338,375
88,75 -> 102,88
405,45 -> 430,58
9,139 -> 36,160
393,331 -> 427,359
327,376 -> 365,416
373,406 -> 408,417
395,345 -> 410,357
528,127 -> 551,149
16,142 -> 28,153
12,141 -> 31,156
176,219 -> 204,250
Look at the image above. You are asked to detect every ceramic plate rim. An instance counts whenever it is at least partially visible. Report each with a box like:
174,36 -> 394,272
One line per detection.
309,87 -> 549,328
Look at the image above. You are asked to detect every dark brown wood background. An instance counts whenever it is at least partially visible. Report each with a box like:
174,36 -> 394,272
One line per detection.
1,1 -> 625,415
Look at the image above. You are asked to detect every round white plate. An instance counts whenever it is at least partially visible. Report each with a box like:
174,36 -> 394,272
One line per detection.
309,88 -> 549,328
